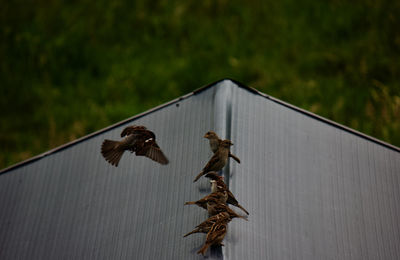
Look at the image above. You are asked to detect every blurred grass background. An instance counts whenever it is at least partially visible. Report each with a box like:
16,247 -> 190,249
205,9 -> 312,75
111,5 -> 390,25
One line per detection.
1,0 -> 399,169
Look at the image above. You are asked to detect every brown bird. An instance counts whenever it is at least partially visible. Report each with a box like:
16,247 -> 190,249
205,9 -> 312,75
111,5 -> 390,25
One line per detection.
197,221 -> 228,256
193,139 -> 233,182
183,212 -> 231,237
207,201 -> 248,220
101,125 -> 169,166
206,172 -> 250,215
204,131 -> 241,163
184,190 -> 228,209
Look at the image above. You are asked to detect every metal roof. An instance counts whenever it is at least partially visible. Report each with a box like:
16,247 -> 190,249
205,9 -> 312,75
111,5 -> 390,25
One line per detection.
1,79 -> 399,259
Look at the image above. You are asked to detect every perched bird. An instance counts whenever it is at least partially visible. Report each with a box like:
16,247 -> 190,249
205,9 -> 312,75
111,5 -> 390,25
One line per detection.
204,131 -> 240,163
183,212 -> 231,237
205,172 -> 225,192
197,221 -> 228,256
207,201 -> 248,220
193,140 -> 233,182
101,125 -> 169,166
206,172 -> 250,215
184,190 -> 228,209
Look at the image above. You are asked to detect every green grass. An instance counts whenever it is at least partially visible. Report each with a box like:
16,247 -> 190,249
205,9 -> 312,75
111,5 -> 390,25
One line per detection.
1,0 -> 399,169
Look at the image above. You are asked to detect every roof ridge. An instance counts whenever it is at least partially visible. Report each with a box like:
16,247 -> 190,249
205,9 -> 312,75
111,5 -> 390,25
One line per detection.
2,78 -> 398,174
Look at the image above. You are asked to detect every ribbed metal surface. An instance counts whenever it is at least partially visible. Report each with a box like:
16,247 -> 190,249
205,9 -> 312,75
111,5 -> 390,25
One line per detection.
227,85 -> 400,260
1,80 -> 399,259
0,85 -> 224,259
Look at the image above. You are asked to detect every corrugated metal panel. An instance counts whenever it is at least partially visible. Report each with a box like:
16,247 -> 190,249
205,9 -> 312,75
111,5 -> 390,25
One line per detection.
1,79 -> 399,259
226,84 -> 400,260
0,85 -> 225,259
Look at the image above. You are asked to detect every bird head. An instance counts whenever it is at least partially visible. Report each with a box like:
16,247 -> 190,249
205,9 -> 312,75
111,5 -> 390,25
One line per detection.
204,131 -> 218,139
205,171 -> 224,181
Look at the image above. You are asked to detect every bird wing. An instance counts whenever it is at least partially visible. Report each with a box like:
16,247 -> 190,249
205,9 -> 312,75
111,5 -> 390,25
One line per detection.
143,141 -> 169,165
197,212 -> 227,228
120,125 -> 149,137
208,191 -> 227,203
227,190 -> 239,204
196,219 -> 215,229
226,190 -> 250,215
134,138 -> 169,165
206,222 -> 227,243
202,153 -> 220,172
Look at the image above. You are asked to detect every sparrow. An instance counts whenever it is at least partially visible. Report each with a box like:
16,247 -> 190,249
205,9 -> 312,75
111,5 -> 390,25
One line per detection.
184,190 -> 228,209
183,212 -> 231,237
206,172 -> 249,215
193,139 -> 233,182
101,125 -> 169,166
206,201 -> 248,220
197,221 -> 228,256
204,131 -> 240,163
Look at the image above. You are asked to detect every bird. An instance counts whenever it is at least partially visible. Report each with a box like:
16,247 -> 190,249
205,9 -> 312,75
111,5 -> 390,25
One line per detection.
184,190 -> 228,209
193,139 -> 233,182
197,221 -> 228,256
206,201 -> 247,220
204,131 -> 241,163
206,172 -> 249,215
101,125 -> 169,166
183,212 -> 231,237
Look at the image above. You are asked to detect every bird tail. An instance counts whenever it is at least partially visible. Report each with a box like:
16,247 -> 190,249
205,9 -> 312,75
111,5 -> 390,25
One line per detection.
183,228 -> 199,237
193,171 -> 204,182
238,215 -> 249,221
101,140 -> 124,167
229,153 -> 241,163
236,204 -> 249,215
231,211 -> 249,221
197,243 -> 210,255
184,201 -> 196,206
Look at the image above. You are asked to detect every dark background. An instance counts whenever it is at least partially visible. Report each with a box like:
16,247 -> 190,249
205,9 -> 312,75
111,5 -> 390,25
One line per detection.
1,0 -> 399,169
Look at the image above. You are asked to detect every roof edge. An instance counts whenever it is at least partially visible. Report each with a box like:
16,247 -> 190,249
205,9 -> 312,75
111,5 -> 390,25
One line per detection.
2,78 -> 399,174
0,88 -> 197,175
0,78 -> 247,174
226,78 -> 400,153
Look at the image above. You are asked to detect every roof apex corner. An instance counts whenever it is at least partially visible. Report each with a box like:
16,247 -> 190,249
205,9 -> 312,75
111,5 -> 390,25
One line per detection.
192,78 -> 260,96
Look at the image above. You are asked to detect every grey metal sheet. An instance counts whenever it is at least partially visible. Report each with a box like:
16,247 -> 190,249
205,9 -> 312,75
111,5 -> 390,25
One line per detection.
1,79 -> 399,259
0,85 -> 225,259
226,83 -> 400,260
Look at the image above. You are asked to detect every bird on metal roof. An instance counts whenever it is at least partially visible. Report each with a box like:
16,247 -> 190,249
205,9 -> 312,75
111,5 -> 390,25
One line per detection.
206,201 -> 248,220
183,211 -> 231,237
204,131 -> 241,163
184,190 -> 228,209
193,139 -> 233,182
101,125 -> 169,166
197,221 -> 228,256
206,171 -> 249,215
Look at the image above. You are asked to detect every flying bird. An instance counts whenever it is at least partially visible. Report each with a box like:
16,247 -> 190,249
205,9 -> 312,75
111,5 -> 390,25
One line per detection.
206,172 -> 249,215
204,131 -> 241,163
101,125 -> 169,166
197,221 -> 228,256
183,212 -> 231,237
193,139 -> 233,182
